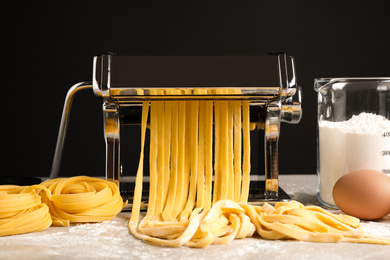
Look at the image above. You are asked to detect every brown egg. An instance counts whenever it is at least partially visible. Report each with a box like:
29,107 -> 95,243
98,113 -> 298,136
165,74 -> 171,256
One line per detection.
333,169 -> 390,220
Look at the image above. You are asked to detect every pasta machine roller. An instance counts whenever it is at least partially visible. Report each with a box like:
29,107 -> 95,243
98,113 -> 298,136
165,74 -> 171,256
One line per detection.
51,53 -> 302,204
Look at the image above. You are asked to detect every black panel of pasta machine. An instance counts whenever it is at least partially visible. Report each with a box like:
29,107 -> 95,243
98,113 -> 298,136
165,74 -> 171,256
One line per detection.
109,56 -> 280,88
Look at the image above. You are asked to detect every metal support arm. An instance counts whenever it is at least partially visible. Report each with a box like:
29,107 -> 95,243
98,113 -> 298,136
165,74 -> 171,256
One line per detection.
49,82 -> 93,179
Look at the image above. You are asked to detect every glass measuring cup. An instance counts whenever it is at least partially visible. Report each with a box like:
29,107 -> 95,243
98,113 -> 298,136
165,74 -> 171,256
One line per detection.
314,78 -> 390,208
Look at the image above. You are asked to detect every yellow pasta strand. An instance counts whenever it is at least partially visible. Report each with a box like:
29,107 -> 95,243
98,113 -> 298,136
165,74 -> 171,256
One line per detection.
163,91 -> 172,206
219,100 -> 229,200
180,100 -> 199,220
203,100 -> 213,211
144,96 -> 158,223
212,98 -> 221,203
227,100 -> 234,201
154,93 -> 165,221
197,100 -> 206,210
233,100 -> 242,201
181,97 -> 192,212
171,99 -> 187,220
162,99 -> 178,221
129,101 -> 149,227
240,100 -> 251,203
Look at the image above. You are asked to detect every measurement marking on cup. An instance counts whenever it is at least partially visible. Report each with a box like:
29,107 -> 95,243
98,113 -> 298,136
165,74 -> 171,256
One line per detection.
383,169 -> 390,174
382,150 -> 390,156
383,132 -> 390,137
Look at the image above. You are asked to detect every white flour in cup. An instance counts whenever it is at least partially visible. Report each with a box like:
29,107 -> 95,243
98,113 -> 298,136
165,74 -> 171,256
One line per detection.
318,112 -> 390,206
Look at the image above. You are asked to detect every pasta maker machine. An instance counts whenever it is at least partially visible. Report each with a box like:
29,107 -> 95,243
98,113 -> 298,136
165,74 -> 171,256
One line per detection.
50,53 -> 302,204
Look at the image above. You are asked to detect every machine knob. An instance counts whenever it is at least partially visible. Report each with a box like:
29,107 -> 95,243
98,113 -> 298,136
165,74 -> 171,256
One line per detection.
281,85 -> 302,124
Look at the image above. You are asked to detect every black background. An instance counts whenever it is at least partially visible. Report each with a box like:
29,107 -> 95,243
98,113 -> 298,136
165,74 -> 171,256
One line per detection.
2,0 -> 389,179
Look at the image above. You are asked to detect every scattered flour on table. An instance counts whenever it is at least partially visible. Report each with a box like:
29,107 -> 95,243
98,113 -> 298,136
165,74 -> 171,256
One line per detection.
361,215 -> 390,238
1,212 -> 390,260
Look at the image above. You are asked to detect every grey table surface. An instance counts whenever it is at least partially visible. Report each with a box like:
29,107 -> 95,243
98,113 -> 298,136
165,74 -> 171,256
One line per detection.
1,174 -> 389,260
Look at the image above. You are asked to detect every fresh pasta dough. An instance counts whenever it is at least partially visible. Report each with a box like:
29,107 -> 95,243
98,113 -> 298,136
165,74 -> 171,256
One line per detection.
0,176 -> 125,236
0,185 -> 52,236
129,89 -> 390,247
38,176 -> 126,226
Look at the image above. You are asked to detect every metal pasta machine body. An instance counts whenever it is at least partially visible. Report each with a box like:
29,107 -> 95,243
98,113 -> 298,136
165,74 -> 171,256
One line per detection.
50,53 -> 302,204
